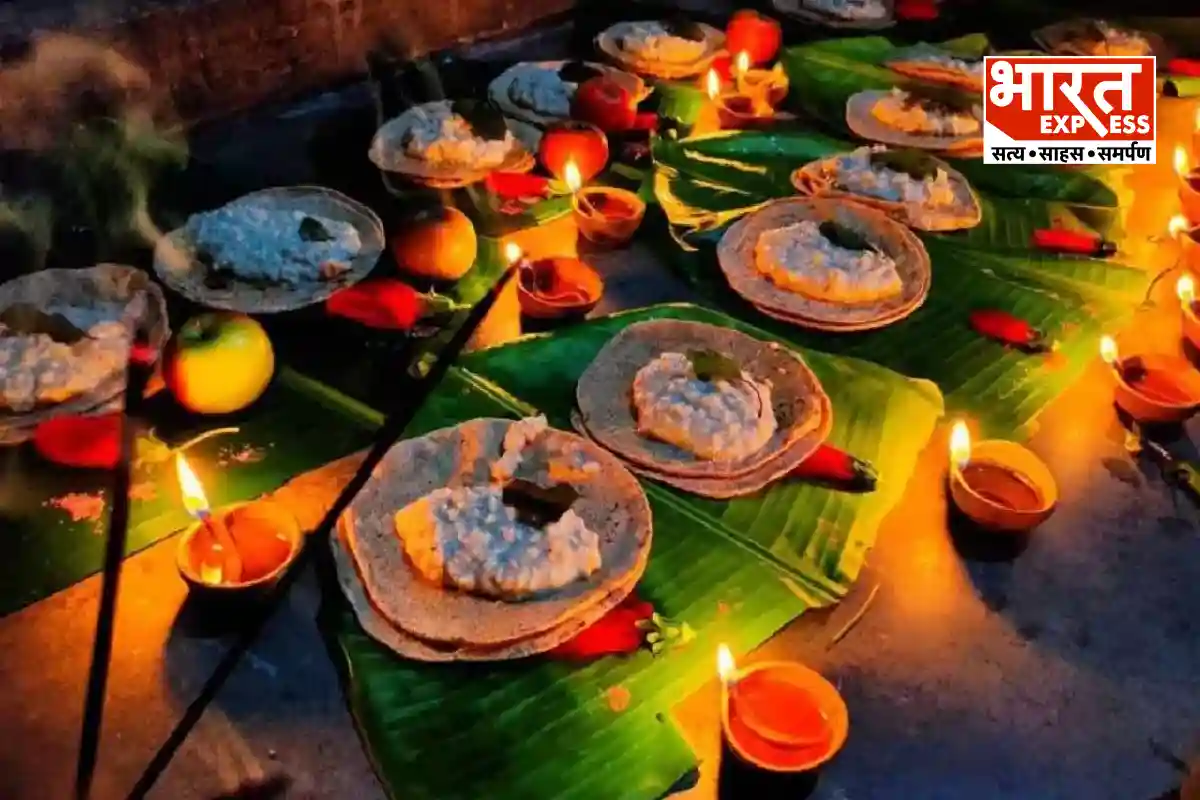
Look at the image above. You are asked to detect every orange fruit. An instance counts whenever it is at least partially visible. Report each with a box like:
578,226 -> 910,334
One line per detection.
391,205 -> 477,281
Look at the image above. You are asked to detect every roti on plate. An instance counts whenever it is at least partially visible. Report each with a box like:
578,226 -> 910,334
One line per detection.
339,417 -> 652,649
885,42 -> 987,92
792,145 -> 981,232
368,99 -> 536,188
574,319 -> 829,484
716,197 -> 931,330
846,87 -> 982,154
596,20 -> 724,80
1033,18 -> 1166,58
770,0 -> 895,31
488,60 -> 649,128
154,186 -> 384,314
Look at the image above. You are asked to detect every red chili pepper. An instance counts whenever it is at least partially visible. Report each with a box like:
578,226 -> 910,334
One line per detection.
969,308 -> 1049,352
485,171 -> 550,201
33,412 -> 123,469
1168,58 -> 1200,77
1031,229 -> 1116,257
548,596 -> 655,660
789,443 -> 878,491
326,280 -> 425,330
895,0 -> 939,21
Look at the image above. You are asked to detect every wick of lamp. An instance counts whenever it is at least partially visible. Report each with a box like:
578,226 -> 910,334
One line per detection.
197,509 -> 243,585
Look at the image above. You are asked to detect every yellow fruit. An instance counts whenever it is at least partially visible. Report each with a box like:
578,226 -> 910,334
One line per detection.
164,313 -> 275,415
391,205 -> 478,281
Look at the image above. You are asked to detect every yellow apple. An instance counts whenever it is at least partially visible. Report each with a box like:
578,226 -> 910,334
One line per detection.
164,312 -> 275,415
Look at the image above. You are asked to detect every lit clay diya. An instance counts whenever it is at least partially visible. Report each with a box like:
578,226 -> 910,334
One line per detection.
741,64 -> 789,107
715,92 -> 778,130
1101,336 -> 1200,424
1171,215 -> 1200,273
571,186 -> 646,248
1179,274 -> 1200,349
717,647 -> 849,773
517,255 -> 604,320
948,422 -> 1058,533
1174,146 -> 1200,225
177,500 -> 302,595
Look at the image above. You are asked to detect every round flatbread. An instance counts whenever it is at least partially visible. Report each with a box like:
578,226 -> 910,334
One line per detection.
368,100 -> 535,188
0,263 -> 169,429
488,61 -> 649,128
154,186 -> 384,314
571,380 -> 832,499
596,21 -> 724,80
340,419 -> 652,648
1033,19 -> 1168,59
717,197 -> 931,331
792,146 -> 982,232
846,90 -> 982,153
771,0 -> 895,30
575,320 -> 827,480
885,45 -> 985,93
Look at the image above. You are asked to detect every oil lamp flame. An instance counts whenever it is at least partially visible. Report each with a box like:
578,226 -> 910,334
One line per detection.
949,421 -> 971,471
504,242 -> 522,265
706,69 -> 720,101
1179,274 -> 1196,306
1100,335 -> 1119,367
716,644 -> 736,685
175,453 -> 209,518
1174,145 -> 1190,178
563,159 -> 582,194
735,51 -> 750,75
1170,214 -> 1190,239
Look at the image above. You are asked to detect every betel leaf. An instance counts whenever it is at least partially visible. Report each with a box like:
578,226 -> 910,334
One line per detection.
298,216 -> 334,242
686,348 -> 742,383
558,60 -> 603,84
663,15 -> 707,42
818,221 -> 874,252
451,99 -> 509,141
502,479 -> 580,527
0,303 -> 87,343
870,148 -> 939,180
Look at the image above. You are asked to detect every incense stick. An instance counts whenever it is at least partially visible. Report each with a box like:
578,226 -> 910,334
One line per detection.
75,335 -> 156,800
125,264 -> 518,800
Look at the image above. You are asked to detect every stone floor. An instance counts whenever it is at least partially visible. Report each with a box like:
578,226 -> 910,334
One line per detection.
1,32 -> 1200,800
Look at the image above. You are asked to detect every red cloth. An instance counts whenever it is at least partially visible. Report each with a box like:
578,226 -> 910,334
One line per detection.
895,0 -> 939,21
325,280 -> 423,330
548,596 -> 654,660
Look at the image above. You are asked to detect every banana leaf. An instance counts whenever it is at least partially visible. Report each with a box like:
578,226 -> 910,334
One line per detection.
334,306 -> 942,800
650,134 -> 1149,437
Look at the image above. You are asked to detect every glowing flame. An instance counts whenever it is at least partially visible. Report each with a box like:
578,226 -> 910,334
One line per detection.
563,159 -> 582,194
1175,145 -> 1190,178
949,421 -> 971,471
504,242 -> 522,265
706,69 -> 720,100
1100,335 -> 1119,367
735,51 -> 750,75
1170,214 -> 1191,239
175,453 -> 209,518
1179,274 -> 1196,306
716,644 -> 736,685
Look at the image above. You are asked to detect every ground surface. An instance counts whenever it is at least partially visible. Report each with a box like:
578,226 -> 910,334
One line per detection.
1,37 -> 1199,800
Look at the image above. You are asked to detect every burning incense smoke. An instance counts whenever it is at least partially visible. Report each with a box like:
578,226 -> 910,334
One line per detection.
0,34 -> 187,278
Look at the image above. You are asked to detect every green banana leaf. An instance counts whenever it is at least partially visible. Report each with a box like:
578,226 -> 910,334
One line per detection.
334,305 -> 942,800
0,368 -> 377,616
650,134 -> 1149,437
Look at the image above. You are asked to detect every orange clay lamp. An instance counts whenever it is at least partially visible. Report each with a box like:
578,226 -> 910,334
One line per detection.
947,421 -> 1058,533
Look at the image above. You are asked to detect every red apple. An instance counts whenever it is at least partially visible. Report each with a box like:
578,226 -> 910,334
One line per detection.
164,313 -> 275,415
538,121 -> 609,183
726,10 -> 782,66
571,77 -> 637,133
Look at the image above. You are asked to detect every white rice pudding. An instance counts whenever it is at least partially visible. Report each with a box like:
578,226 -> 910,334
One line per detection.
507,64 -> 573,117
871,89 -> 981,136
187,203 -> 362,284
403,104 -> 515,167
834,147 -> 959,207
0,305 -> 132,412
804,0 -> 888,21
632,351 -> 776,461
622,22 -> 708,64
399,485 -> 602,600
755,220 -> 903,303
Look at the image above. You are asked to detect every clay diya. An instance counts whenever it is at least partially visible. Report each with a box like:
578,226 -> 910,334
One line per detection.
739,61 -> 789,108
175,454 -> 301,595
564,159 -> 645,247
1170,214 -> 1200,273
948,421 -> 1058,533
507,244 -> 604,319
1100,335 -> 1200,424
715,92 -> 778,130
1179,274 -> 1200,349
717,646 -> 849,773
1174,146 -> 1200,225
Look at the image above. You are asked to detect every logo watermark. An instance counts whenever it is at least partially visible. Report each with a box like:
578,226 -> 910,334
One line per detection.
983,55 -> 1157,165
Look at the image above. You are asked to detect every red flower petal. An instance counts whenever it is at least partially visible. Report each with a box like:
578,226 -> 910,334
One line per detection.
548,595 -> 653,661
